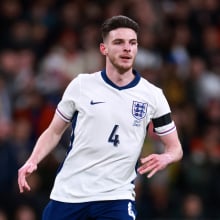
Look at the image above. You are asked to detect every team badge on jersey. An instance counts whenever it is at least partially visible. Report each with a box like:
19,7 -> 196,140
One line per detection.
132,101 -> 147,120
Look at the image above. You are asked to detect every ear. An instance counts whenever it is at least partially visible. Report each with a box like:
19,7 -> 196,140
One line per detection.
100,43 -> 107,56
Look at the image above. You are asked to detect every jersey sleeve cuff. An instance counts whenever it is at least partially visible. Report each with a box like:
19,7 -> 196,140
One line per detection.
154,121 -> 176,136
56,108 -> 72,122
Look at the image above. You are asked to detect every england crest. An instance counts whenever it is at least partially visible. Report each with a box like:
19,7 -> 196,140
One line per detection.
132,101 -> 148,120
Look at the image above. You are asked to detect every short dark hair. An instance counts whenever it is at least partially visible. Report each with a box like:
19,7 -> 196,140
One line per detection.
101,15 -> 139,41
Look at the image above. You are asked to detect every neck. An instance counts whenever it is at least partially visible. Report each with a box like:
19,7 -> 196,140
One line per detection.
105,66 -> 135,87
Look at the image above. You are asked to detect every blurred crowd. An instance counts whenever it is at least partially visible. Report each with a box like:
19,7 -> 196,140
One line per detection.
0,0 -> 220,219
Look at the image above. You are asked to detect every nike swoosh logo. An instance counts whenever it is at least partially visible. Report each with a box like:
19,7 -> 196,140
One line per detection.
90,100 -> 105,105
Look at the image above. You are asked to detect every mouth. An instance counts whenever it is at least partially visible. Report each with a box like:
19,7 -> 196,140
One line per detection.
120,55 -> 132,60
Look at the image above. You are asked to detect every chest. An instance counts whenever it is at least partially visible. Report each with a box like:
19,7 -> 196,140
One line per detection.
75,84 -> 154,129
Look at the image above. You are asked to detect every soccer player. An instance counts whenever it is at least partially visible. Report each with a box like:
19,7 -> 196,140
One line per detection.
18,15 -> 183,220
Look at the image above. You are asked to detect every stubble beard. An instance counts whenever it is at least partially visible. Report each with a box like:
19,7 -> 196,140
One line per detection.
109,56 -> 134,74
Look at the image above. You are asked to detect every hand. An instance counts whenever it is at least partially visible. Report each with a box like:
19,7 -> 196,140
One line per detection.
137,153 -> 172,178
18,162 -> 37,193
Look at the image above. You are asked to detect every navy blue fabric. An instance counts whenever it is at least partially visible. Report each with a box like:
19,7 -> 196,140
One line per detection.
101,69 -> 141,90
42,199 -> 137,220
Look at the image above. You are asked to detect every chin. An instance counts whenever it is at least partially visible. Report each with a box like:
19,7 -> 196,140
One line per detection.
118,66 -> 132,74
112,60 -> 133,73
122,64 -> 133,70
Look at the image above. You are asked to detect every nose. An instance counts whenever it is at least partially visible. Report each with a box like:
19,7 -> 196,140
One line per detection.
123,42 -> 131,52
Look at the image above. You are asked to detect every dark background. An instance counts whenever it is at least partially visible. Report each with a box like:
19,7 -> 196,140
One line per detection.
0,0 -> 219,219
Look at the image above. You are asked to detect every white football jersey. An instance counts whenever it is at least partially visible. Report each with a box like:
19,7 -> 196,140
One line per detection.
50,70 -> 176,203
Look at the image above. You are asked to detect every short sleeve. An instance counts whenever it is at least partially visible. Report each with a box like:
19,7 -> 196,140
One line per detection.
56,76 -> 81,122
152,90 -> 176,136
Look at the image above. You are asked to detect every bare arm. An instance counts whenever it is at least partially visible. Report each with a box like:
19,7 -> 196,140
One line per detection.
18,113 -> 70,193
137,129 -> 183,178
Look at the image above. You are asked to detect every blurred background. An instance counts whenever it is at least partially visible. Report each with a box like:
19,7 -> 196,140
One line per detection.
0,0 -> 219,219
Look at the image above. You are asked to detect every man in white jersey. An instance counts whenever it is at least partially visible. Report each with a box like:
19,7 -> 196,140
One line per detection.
18,15 -> 183,220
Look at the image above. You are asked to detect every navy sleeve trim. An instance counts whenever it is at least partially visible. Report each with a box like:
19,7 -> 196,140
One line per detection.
152,113 -> 172,128
56,108 -> 72,122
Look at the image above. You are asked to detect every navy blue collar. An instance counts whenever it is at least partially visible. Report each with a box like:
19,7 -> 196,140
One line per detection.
101,69 -> 141,90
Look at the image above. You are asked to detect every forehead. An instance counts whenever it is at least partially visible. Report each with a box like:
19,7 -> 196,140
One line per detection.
106,28 -> 137,41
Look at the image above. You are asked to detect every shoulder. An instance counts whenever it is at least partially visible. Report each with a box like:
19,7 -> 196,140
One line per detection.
76,71 -> 101,80
139,76 -> 163,94
67,71 -> 101,87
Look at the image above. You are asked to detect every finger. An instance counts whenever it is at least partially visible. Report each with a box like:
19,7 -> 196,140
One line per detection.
144,158 -> 157,167
147,167 -> 158,178
140,155 -> 155,164
23,180 -> 31,192
18,178 -> 25,193
18,174 -> 25,193
138,160 -> 155,172
138,156 -> 159,172
18,170 -> 30,193
18,181 -> 23,193
140,154 -> 160,164
19,176 -> 31,193
138,163 -> 157,175
18,172 -> 24,193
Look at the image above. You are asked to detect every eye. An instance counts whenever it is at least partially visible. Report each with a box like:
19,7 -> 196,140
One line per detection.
130,41 -> 137,45
113,40 -> 122,45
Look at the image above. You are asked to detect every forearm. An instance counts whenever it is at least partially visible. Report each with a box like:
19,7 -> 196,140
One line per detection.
163,144 -> 183,164
162,131 -> 183,164
18,114 -> 69,193
27,128 -> 61,165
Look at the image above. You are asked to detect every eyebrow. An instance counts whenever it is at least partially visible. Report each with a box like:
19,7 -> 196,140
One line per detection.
112,38 -> 137,43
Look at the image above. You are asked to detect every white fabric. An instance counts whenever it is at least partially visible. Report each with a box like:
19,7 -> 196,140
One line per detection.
51,70 -> 176,203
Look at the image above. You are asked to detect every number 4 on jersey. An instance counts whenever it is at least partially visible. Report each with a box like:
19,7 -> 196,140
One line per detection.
108,125 -> 120,147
